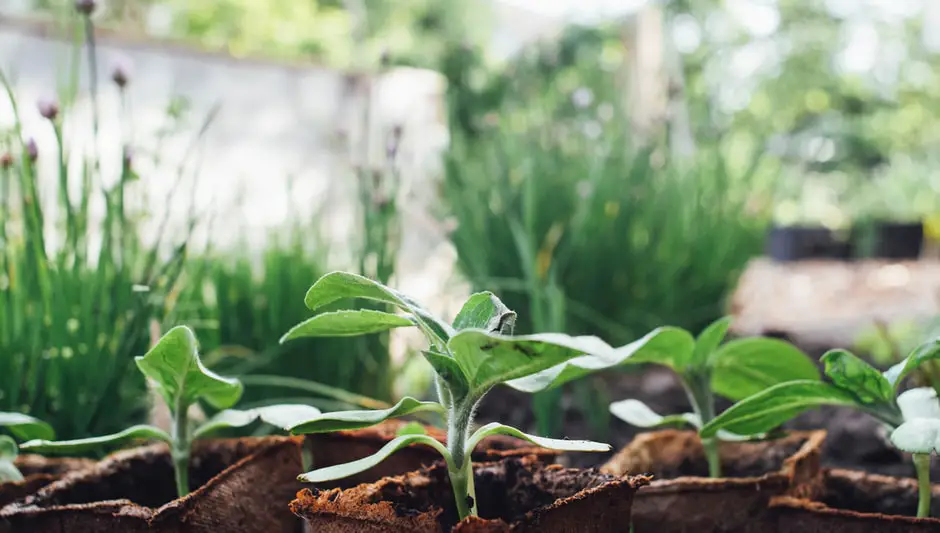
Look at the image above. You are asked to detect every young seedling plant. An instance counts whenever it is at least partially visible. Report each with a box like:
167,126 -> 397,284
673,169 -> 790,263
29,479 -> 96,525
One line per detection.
0,413 -> 56,483
700,339 -> 940,517
19,326 -> 320,498
279,271 -> 629,521
505,317 -> 820,477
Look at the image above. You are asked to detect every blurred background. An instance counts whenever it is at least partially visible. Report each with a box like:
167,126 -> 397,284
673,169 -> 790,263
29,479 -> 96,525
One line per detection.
2,0 -> 940,444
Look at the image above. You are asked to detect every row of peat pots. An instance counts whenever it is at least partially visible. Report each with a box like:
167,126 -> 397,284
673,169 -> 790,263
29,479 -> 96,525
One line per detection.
767,221 -> 925,261
1,421 -> 937,532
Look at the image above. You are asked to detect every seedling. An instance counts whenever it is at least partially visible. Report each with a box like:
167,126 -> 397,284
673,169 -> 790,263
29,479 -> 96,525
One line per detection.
20,326 -> 320,498
279,271 -> 618,521
506,317 -> 819,477
700,339 -> 940,517
0,413 -> 55,482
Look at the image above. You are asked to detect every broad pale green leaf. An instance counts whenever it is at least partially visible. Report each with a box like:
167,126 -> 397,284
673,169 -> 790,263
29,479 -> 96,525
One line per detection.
885,337 -> 940,389
890,419 -> 940,454
617,327 -> 698,372
281,310 -> 414,342
464,422 -> 610,456
422,350 -> 469,402
609,399 -> 700,429
135,326 -> 243,410
0,435 -> 22,483
505,327 -> 694,393
289,397 -> 445,435
821,349 -> 894,405
0,412 -> 55,441
711,338 -> 819,401
693,316 -> 732,366
448,330 -> 621,395
298,434 -> 451,483
700,381 -> 859,438
452,292 -> 516,334
898,388 -> 940,421
20,425 -> 171,455
301,271 -> 454,344
194,404 -> 323,439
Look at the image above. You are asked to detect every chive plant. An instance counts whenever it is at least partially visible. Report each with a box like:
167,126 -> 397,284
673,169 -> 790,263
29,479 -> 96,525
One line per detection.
506,317 -> 819,477
279,271 -> 618,521
20,326 -> 319,498
700,340 -> 940,517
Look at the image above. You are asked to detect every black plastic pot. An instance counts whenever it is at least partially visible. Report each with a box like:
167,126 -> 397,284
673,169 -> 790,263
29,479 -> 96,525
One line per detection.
871,222 -> 924,259
766,226 -> 853,262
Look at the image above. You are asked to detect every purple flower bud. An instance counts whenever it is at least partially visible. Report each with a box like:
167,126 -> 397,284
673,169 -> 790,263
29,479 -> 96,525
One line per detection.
37,98 -> 59,121
26,138 -> 38,161
0,153 -> 12,169
111,57 -> 132,88
75,0 -> 96,15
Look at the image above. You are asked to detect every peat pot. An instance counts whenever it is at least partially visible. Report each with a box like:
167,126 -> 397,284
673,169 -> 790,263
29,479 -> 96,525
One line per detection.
601,430 -> 826,533
0,455 -> 93,510
766,225 -> 852,262
290,454 -> 649,532
771,468 -> 940,533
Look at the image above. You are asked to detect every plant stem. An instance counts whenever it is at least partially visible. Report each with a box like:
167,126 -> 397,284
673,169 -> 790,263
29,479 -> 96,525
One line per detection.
447,401 -> 478,521
171,400 -> 191,498
915,453 -> 932,518
449,458 -> 477,520
684,373 -> 722,478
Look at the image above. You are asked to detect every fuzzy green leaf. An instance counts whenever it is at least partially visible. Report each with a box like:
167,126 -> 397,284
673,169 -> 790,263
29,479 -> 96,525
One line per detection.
700,381 -> 859,438
504,327 -> 692,393
693,316 -> 732,366
891,419 -> 940,454
135,326 -> 243,411
194,404 -> 322,439
464,422 -> 610,456
0,436 -> 22,483
0,412 -> 55,441
289,397 -> 445,435
822,349 -> 894,405
609,399 -> 700,429
281,310 -> 415,341
300,271 -> 454,344
711,338 -> 820,401
422,350 -> 469,402
20,425 -> 171,455
885,338 -> 940,389
616,327 -> 698,372
298,434 -> 451,483
452,292 -> 516,334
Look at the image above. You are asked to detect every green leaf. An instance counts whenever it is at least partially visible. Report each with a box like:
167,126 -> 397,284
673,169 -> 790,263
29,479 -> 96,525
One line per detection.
422,350 -> 469,402
0,435 -> 23,483
135,326 -> 243,411
885,337 -> 940,389
452,292 -> 516,334
395,421 -> 428,436
193,404 -> 323,439
20,425 -> 171,455
448,330 -> 620,395
693,316 -> 732,366
289,397 -> 445,435
281,310 -> 415,342
617,327 -> 697,372
298,434 -> 451,483
464,423 -> 610,456
711,338 -> 820,401
700,381 -> 859,438
609,399 -> 700,429
821,349 -> 894,405
505,327 -> 695,393
0,412 -> 55,441
300,271 -> 454,344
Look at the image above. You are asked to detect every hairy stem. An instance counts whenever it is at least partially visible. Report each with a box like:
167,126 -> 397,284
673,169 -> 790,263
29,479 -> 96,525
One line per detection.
915,453 -> 932,518
449,457 -> 477,520
684,373 -> 722,478
171,401 -> 191,498
447,400 -> 477,520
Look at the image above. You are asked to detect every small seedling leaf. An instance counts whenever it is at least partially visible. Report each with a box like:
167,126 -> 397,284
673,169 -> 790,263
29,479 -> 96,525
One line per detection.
897,388 -> 940,421
884,338 -> 940,389
289,397 -> 445,435
0,435 -> 22,483
20,424 -> 171,455
135,326 -> 243,411
422,350 -> 470,402
692,316 -> 732,366
891,419 -> 940,454
395,421 -> 428,436
281,310 -> 415,341
505,327 -> 694,392
452,292 -> 516,333
194,404 -> 323,439
711,338 -> 820,401
0,412 -> 55,441
299,271 -> 454,344
464,422 -> 610,456
821,349 -> 894,405
298,434 -> 451,483
700,380 -> 859,438
609,399 -> 700,429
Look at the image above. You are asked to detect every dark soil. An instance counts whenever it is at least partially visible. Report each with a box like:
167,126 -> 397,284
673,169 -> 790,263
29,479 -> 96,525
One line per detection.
821,469 -> 939,517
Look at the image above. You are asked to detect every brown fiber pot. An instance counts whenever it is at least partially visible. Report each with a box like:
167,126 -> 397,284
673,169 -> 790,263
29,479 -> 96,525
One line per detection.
290,454 -> 649,532
0,436 -> 304,533
0,455 -> 94,510
771,468 -> 940,533
601,429 -> 826,533
306,419 -> 558,488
